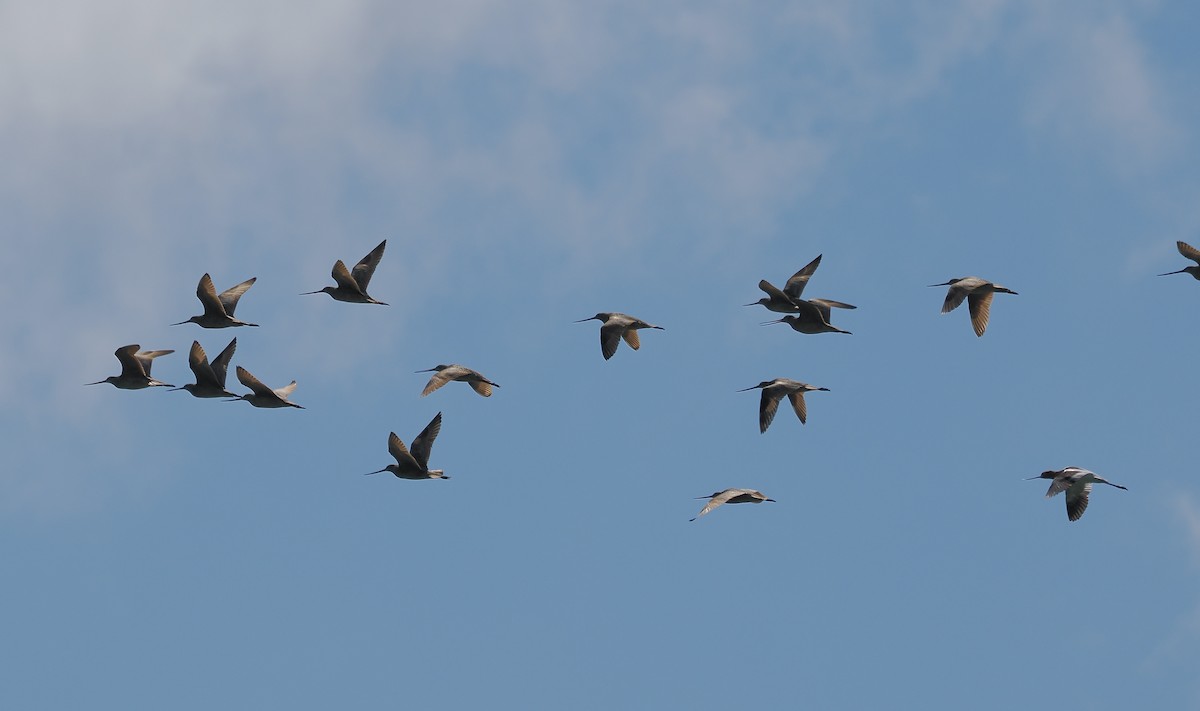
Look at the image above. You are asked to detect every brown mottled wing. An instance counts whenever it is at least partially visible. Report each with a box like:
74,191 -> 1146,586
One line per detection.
690,489 -> 740,521
469,379 -> 494,397
622,329 -> 641,350
787,391 -> 808,424
807,299 -> 834,323
758,279 -> 794,304
387,432 -> 420,471
782,254 -> 822,300
114,344 -> 146,378
331,260 -> 360,293
421,371 -> 452,397
759,389 -> 782,433
352,240 -> 387,292
236,366 -> 276,397
810,298 -> 855,310
134,349 -> 173,375
217,277 -> 256,316
599,323 -> 623,359
210,338 -> 238,385
1178,241 -> 1200,264
188,340 -> 217,385
410,412 -> 443,469
967,291 -> 993,337
196,273 -> 227,316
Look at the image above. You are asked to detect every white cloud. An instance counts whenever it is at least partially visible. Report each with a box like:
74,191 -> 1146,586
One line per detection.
1019,7 -> 1182,175
1178,494 -> 1200,566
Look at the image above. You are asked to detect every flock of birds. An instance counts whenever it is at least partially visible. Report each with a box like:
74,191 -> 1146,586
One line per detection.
88,239 -> 1200,522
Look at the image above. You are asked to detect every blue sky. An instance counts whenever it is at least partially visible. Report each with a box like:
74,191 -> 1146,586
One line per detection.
3,1 -> 1200,708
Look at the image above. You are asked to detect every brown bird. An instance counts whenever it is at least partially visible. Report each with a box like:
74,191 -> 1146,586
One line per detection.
173,339 -> 239,398
302,240 -> 389,304
760,298 -> 853,335
229,366 -> 304,409
1158,241 -> 1200,280
929,276 -> 1017,337
173,274 -> 259,328
365,412 -> 449,480
691,489 -> 775,521
575,312 -> 664,360
417,365 -> 500,397
738,378 -> 829,433
86,345 -> 174,389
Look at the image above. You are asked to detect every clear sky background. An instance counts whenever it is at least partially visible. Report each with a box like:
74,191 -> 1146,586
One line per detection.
3,2 -> 1200,708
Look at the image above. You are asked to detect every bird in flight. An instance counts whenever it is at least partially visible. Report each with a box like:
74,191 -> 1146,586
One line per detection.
1026,466 -> 1127,521
691,489 -> 775,521
575,312 -> 664,360
929,276 -> 1017,337
303,240 -> 389,304
365,412 -> 449,480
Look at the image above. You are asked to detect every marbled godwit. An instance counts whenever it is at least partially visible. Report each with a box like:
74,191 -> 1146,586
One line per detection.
302,240 -> 388,304
86,345 -> 174,389
575,312 -> 664,360
745,254 -> 824,312
738,378 -> 829,433
747,279 -> 805,313
760,298 -> 853,335
1026,466 -> 1127,522
417,365 -> 499,397
173,274 -> 259,328
690,489 -> 775,521
1158,241 -> 1200,279
173,339 -> 238,398
929,277 -> 1017,337
365,412 -> 448,480
230,366 -> 304,409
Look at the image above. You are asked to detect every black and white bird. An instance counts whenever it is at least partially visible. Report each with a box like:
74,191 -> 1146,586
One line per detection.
1026,466 -> 1127,522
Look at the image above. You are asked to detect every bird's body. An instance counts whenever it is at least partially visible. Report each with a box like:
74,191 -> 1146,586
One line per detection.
174,274 -> 259,328
1158,241 -> 1200,280
87,345 -> 174,389
739,378 -> 829,433
691,488 -> 775,521
366,412 -> 448,480
418,364 -> 500,397
230,366 -> 304,409
174,339 -> 239,398
303,240 -> 388,304
930,276 -> 1017,337
761,298 -> 853,335
1027,466 -> 1127,521
575,312 -> 664,360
